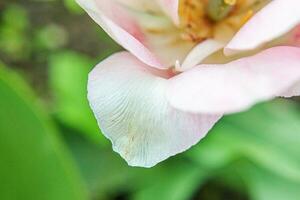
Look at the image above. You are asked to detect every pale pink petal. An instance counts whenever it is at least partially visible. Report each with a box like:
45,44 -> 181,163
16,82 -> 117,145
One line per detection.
225,0 -> 300,55
88,52 -> 221,167
132,12 -> 194,67
177,39 -> 224,72
76,0 -> 165,68
157,0 -> 180,25
167,46 -> 300,114
284,25 -> 300,47
116,0 -> 161,13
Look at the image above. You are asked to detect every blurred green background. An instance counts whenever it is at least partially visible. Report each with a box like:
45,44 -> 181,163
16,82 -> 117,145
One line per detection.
1,0 -> 300,200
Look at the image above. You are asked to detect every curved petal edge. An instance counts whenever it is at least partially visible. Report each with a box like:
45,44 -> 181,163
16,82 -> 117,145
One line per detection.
88,52 -> 221,167
168,46 -> 300,114
225,0 -> 300,55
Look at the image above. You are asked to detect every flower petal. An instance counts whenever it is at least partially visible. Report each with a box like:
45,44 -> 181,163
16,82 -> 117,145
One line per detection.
280,82 -> 300,98
116,0 -> 161,13
167,46 -> 300,114
88,52 -> 221,167
157,0 -> 180,25
284,25 -> 300,47
76,0 -> 165,68
225,0 -> 300,55
177,39 -> 224,72
134,12 -> 194,67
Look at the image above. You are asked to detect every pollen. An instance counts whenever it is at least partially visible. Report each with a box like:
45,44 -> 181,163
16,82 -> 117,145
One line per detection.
179,0 -> 212,43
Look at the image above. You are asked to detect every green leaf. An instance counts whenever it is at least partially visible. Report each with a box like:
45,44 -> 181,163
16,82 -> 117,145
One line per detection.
34,24 -> 68,51
188,100 -> 300,182
133,160 -> 208,200
2,4 -> 29,31
65,132 -> 134,199
48,51 -> 106,145
63,0 -> 85,14
0,4 -> 31,59
0,66 -> 88,200
238,162 -> 300,200
66,131 -> 210,200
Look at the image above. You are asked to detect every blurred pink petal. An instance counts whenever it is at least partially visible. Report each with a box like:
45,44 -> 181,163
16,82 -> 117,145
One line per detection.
88,52 -> 221,167
157,0 -> 179,25
225,0 -> 300,55
285,25 -> 300,47
115,0 -> 161,12
76,0 -> 165,68
167,47 -> 300,114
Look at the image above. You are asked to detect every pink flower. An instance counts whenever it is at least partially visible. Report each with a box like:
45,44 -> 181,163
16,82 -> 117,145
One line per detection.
78,0 -> 300,167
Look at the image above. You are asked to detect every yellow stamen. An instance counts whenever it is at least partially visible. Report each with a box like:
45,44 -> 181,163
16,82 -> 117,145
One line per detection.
241,9 -> 254,25
179,0 -> 213,42
178,0 -> 262,43
224,0 -> 237,6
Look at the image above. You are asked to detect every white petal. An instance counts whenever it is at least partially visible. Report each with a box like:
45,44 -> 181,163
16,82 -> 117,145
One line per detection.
88,52 -> 221,167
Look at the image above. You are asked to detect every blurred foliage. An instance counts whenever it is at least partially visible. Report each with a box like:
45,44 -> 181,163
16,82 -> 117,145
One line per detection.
48,50 -> 104,144
0,66 -> 88,200
35,24 -> 68,51
0,0 -> 300,200
63,0 -> 84,14
0,4 -> 31,60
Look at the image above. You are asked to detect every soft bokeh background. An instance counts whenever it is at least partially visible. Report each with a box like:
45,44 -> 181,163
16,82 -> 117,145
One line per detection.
1,1 -> 300,200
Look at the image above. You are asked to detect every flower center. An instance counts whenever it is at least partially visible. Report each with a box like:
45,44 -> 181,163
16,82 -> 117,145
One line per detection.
179,0 -> 265,43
